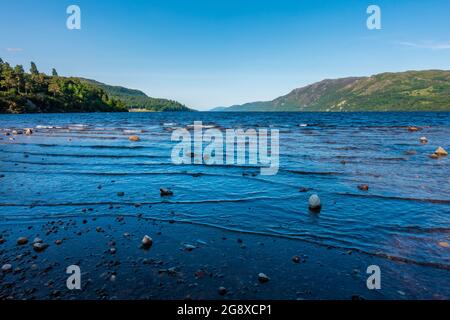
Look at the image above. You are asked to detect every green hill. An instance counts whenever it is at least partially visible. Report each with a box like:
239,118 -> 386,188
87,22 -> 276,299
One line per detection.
79,79 -> 192,112
217,70 -> 450,112
0,58 -> 191,113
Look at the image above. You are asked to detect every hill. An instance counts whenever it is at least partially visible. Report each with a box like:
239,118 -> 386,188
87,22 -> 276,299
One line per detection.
216,70 -> 450,112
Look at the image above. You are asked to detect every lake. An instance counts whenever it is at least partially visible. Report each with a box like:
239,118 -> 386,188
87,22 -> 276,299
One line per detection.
0,112 -> 449,299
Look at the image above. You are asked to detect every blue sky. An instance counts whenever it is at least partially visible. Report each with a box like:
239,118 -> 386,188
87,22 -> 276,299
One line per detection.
1,0 -> 449,110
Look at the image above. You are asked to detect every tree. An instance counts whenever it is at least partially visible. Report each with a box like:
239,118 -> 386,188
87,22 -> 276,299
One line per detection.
52,68 -> 58,77
0,63 -> 15,90
30,62 -> 39,75
13,65 -> 25,93
48,77 -> 60,97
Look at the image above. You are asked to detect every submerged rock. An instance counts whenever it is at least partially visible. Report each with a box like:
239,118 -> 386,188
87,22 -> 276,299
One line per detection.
357,184 -> 369,191
308,194 -> 321,212
438,241 -> 449,248
141,235 -> 153,249
160,188 -> 173,197
258,273 -> 270,283
128,135 -> 140,142
292,255 -> 301,263
33,242 -> 49,252
117,191 -> 125,197
407,126 -> 420,132
17,237 -> 28,245
218,287 -> 228,295
1,264 -> 12,273
419,137 -> 428,144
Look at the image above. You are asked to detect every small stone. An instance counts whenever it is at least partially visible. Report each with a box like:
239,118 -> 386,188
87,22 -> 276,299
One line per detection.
299,187 -> 310,192
183,244 -> 196,252
33,242 -> 49,252
109,248 -> 117,254
218,287 -> 227,295
110,275 -> 117,282
117,191 -> 125,197
55,239 -> 63,245
0,238 -> 5,244
2,264 -> 12,273
17,237 -> 28,245
308,194 -> 321,212
33,237 -> 43,244
160,188 -> 173,197
419,137 -> 428,144
258,273 -> 270,283
407,126 -> 420,132
292,255 -> 301,263
129,135 -> 140,142
24,128 -> 33,135
96,227 -> 103,232
142,235 -> 153,249
357,184 -> 369,191
438,241 -> 449,248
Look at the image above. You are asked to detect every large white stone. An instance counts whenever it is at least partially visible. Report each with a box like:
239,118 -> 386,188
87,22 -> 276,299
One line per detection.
308,194 -> 321,212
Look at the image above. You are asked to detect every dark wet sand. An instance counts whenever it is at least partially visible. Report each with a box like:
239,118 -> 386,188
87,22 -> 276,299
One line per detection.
1,215 -> 448,300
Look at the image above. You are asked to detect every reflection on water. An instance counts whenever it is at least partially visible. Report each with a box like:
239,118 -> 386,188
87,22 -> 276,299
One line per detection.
0,112 -> 449,269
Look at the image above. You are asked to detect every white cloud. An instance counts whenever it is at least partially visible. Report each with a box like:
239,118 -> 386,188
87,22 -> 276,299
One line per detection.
397,41 -> 450,50
5,48 -> 24,52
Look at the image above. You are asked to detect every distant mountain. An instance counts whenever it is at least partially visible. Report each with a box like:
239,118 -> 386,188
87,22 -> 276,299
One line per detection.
79,79 -> 192,112
215,70 -> 450,112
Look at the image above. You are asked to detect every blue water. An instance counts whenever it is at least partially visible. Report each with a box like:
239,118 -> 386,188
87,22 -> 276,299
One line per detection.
1,112 -> 449,269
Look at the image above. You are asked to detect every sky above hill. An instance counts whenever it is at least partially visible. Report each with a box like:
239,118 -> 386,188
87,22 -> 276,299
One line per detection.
1,0 -> 449,110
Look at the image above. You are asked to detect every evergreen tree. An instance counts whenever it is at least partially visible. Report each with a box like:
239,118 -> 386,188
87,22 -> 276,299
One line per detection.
52,68 -> 58,77
30,62 -> 39,75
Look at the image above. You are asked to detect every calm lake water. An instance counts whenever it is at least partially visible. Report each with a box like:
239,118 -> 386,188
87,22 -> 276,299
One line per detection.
1,112 -> 449,270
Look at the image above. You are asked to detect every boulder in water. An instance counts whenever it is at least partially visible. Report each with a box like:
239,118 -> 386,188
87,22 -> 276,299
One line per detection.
141,235 -> 153,249
17,237 -> 28,245
434,147 -> 448,156
308,194 -> 321,212
357,184 -> 369,191
129,135 -> 140,142
419,137 -> 428,144
160,188 -> 173,197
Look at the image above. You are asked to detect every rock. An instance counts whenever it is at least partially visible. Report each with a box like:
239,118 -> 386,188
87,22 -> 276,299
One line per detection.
109,248 -> 117,254
183,244 -> 196,252
33,242 -> 49,252
12,130 -> 23,135
33,237 -> 43,244
308,194 -> 321,212
419,137 -> 428,144
404,150 -> 416,155
438,241 -> 449,248
17,237 -> 28,245
218,287 -> 227,295
292,255 -> 301,263
1,264 -> 12,273
299,187 -> 310,193
357,184 -> 369,191
258,273 -> 270,283
160,188 -> 173,197
24,128 -> 33,135
434,147 -> 448,156
96,227 -> 103,232
55,239 -> 63,245
429,153 -> 439,159
141,235 -> 153,249
128,135 -> 140,142
117,191 -> 125,197
407,126 -> 420,132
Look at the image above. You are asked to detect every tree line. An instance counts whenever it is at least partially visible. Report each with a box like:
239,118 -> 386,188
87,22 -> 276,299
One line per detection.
0,58 -> 127,113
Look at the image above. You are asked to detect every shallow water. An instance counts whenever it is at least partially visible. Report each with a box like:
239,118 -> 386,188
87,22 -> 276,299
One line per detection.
1,112 -> 449,270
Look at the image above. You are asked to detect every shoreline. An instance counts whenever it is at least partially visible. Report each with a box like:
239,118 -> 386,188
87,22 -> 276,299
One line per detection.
1,215 -> 448,300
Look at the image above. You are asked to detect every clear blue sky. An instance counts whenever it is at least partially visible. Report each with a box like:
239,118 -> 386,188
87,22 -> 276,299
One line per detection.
1,0 -> 449,110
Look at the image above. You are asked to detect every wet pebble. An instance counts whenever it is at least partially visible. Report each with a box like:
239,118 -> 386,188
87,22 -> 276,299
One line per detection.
141,235 -> 153,249
17,237 -> 28,245
258,273 -> 270,283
